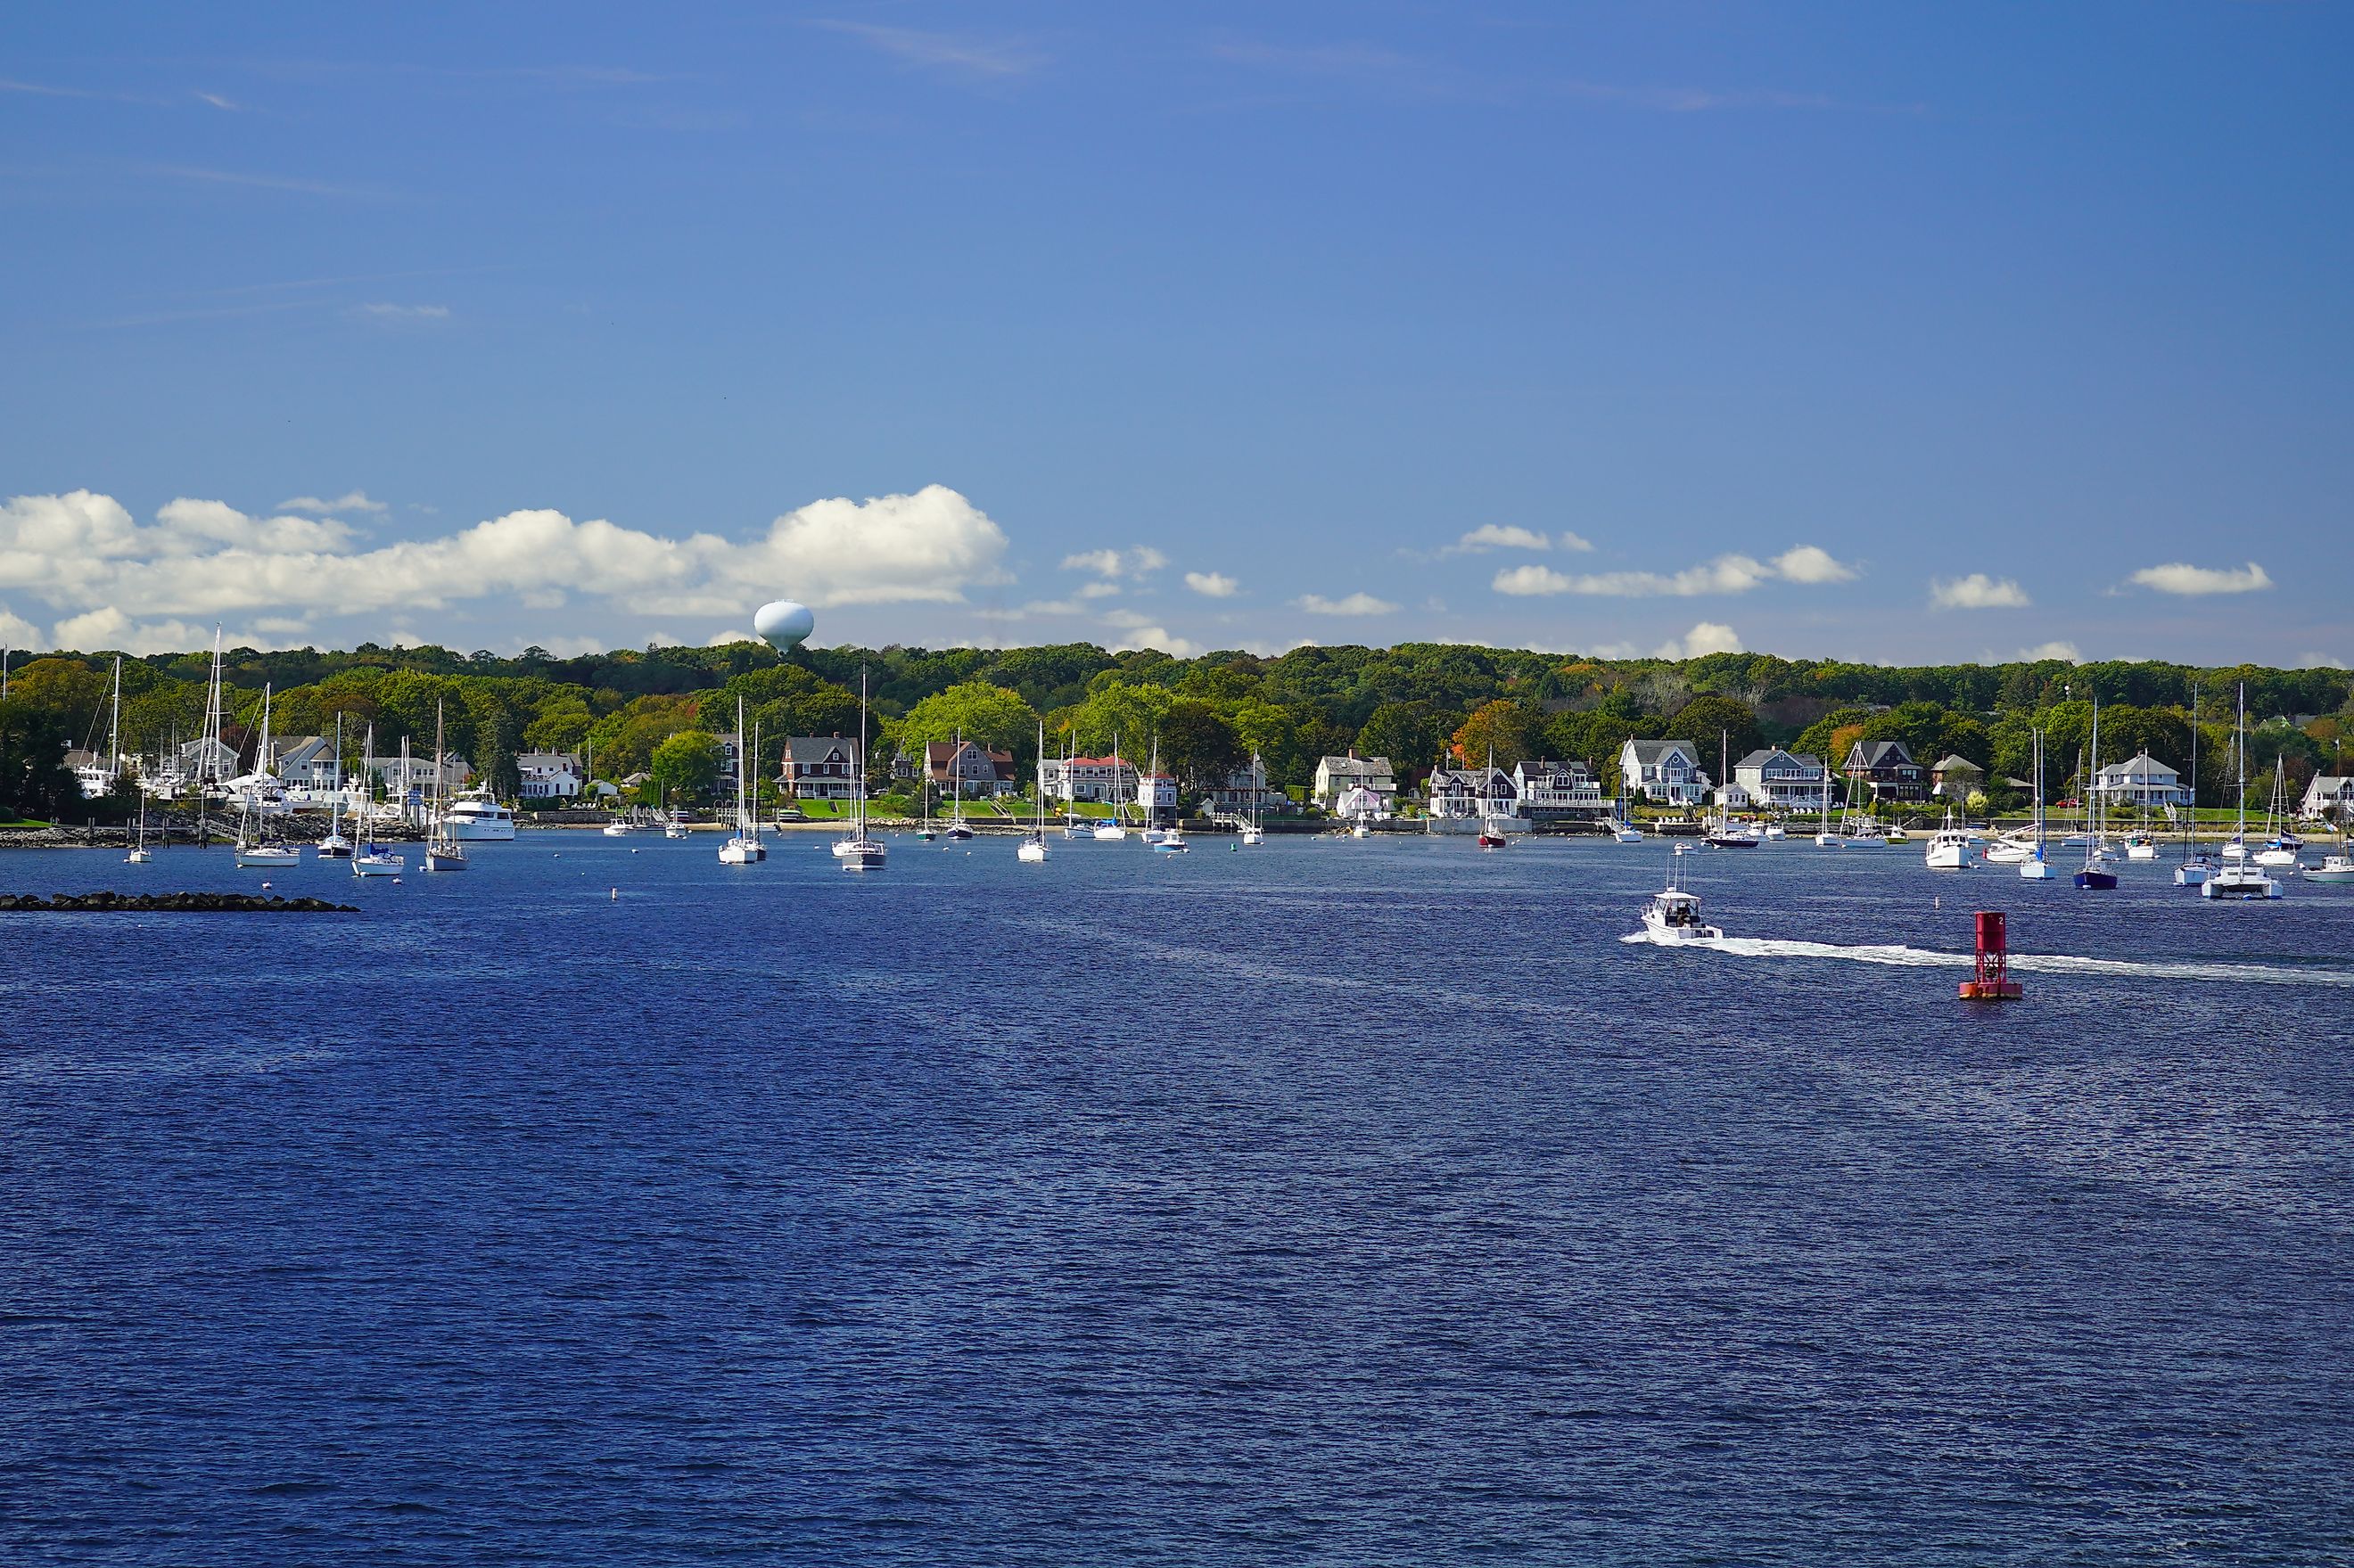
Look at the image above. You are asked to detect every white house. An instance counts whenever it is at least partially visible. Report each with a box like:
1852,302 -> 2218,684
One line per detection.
1313,754 -> 1395,815
1619,739 -> 1708,806
1041,752 -> 1140,805
1513,759 -> 1606,819
2091,750 -> 2192,809
781,736 -> 860,800
369,750 -> 472,795
275,735 -> 342,787
1136,769 -> 1178,822
1731,748 -> 1830,810
2301,775 -> 2354,820
517,750 -> 584,800
1427,765 -> 1519,823
923,739 -> 1016,798
1203,756 -> 1274,817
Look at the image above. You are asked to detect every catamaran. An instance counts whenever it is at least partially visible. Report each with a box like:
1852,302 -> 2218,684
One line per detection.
832,671 -> 887,869
720,699 -> 768,864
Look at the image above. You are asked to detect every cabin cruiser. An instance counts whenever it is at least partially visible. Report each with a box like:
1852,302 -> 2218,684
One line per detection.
1638,862 -> 1724,945
443,788 -> 517,841
1923,814 -> 1975,869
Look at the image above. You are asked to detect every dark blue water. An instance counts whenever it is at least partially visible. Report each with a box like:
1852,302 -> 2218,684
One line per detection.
4,833 -> 2351,1565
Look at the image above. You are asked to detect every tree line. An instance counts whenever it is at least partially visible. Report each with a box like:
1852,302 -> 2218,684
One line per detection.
1,637 -> 2347,817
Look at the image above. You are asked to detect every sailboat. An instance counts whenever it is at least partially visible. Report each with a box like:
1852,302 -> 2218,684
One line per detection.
2073,694 -> 2119,889
193,626 -> 226,849
2019,729 -> 2059,879
1096,731 -> 1131,841
235,683 -> 300,866
352,724 -> 404,876
942,730 -> 976,841
424,702 -> 467,871
126,747 -> 155,864
317,713 -> 354,859
2203,685 -> 2282,899
1018,721 -> 1049,863
1239,751 -> 1266,846
831,670 -> 887,869
2175,690 -> 2213,886
720,699 -> 768,864
1607,766 -> 1645,842
1704,730 -> 1759,847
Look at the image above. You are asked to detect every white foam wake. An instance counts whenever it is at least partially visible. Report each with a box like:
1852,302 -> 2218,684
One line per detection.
1625,932 -> 2354,988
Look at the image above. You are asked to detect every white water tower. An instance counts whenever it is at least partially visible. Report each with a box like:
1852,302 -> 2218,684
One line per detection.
753,599 -> 814,653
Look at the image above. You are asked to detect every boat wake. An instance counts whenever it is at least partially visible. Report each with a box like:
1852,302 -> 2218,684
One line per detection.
1622,932 -> 2354,988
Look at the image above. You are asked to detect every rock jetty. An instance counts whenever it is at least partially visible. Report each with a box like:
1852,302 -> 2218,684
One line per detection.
0,891 -> 358,913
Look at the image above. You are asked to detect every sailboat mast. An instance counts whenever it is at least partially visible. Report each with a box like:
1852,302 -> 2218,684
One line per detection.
108,655 -> 121,778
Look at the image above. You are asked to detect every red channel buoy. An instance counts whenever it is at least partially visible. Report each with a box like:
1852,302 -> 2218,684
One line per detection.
1959,909 -> 2023,1000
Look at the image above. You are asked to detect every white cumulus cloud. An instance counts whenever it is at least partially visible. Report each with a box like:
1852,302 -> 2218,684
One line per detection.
2017,641 -> 2082,663
1184,571 -> 1239,598
1296,591 -> 1399,616
2127,561 -> 2271,596
1931,573 -> 2031,610
1657,621 -> 1744,659
1494,545 -> 1855,597
1443,523 -> 1584,555
3,483 -> 1011,643
1060,546 -> 1166,581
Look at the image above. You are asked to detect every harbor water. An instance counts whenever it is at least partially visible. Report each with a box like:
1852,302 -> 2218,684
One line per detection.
4,833 -> 2350,1564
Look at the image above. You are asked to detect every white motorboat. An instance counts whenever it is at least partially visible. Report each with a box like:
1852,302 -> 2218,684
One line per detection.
2303,853 -> 2354,883
1923,812 -> 1975,869
1638,859 -> 1724,945
1152,825 -> 1189,853
443,788 -> 517,841
2123,833 -> 2159,860
602,818 -> 633,837
2174,858 -> 2213,887
1759,823 -> 1786,841
664,817 -> 691,840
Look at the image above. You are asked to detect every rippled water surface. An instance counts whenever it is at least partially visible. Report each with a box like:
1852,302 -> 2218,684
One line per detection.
4,833 -> 2351,1565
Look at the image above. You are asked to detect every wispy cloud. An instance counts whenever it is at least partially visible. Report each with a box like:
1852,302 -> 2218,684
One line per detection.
1296,591 -> 1399,616
812,21 -> 1047,79
2017,641 -> 2082,664
148,163 -> 392,200
351,302 -> 451,325
195,92 -> 239,111
278,490 -> 388,515
1931,573 -> 2030,610
2126,561 -> 2271,596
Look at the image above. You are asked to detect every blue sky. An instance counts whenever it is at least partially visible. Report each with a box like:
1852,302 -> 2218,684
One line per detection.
2,3 -> 2347,666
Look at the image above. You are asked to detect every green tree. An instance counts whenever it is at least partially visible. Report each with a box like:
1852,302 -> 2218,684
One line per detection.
0,700 -> 84,817
1450,698 -> 1546,769
648,730 -> 726,803
896,681 -> 1039,755
1356,701 -> 1446,785
1069,681 -> 1174,760
1666,695 -> 1764,768
1157,699 -> 1244,796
